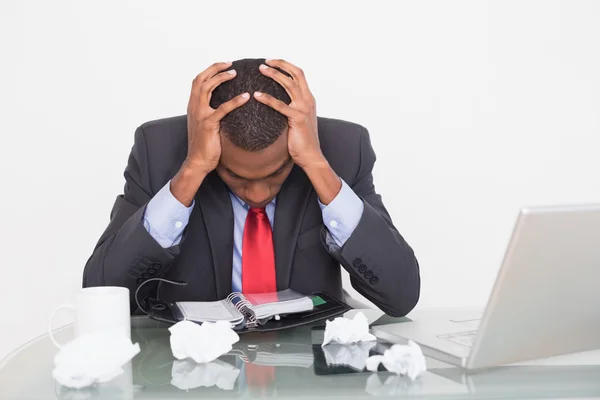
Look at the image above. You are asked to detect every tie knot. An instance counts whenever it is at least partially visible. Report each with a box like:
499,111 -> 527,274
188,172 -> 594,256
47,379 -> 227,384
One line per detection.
249,207 -> 267,217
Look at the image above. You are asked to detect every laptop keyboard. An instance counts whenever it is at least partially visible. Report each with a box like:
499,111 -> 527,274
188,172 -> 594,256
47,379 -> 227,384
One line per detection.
438,330 -> 477,348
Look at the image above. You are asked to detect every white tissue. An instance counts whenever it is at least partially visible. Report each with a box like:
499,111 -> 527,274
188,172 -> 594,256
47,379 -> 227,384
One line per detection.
322,341 -> 376,371
169,320 -> 240,364
322,312 -> 377,346
171,359 -> 240,390
365,340 -> 426,380
52,331 -> 140,389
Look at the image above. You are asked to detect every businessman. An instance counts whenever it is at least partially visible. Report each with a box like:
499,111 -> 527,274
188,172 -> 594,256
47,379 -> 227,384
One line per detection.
83,58 -> 420,316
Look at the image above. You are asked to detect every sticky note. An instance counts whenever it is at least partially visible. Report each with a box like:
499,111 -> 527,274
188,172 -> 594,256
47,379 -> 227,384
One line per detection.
312,296 -> 326,307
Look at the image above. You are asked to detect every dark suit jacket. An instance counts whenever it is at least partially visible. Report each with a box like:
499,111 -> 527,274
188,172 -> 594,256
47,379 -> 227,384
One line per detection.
83,116 -> 420,316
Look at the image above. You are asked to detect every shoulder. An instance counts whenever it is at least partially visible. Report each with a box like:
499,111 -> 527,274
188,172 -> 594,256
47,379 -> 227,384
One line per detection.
136,115 -> 187,146
132,115 -> 188,192
318,116 -> 368,142
317,116 -> 374,184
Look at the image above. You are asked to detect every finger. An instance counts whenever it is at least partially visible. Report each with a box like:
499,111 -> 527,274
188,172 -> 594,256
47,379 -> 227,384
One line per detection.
254,91 -> 296,117
211,92 -> 250,121
200,69 -> 237,106
198,61 -> 233,83
259,64 -> 299,101
265,59 -> 312,99
190,62 -> 232,102
265,59 -> 304,81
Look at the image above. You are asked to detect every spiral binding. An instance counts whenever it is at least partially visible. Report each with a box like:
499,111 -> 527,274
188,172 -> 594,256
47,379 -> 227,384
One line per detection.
226,292 -> 241,303
226,292 -> 258,328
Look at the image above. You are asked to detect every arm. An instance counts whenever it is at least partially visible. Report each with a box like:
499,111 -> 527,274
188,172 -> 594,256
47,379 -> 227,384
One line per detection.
82,127 -> 185,307
302,137 -> 420,317
83,62 -> 250,310
322,129 -> 420,317
255,58 -> 420,316
82,129 -> 211,309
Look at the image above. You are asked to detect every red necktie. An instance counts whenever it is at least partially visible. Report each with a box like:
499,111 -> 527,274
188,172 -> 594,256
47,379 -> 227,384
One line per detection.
242,207 -> 277,294
245,363 -> 275,393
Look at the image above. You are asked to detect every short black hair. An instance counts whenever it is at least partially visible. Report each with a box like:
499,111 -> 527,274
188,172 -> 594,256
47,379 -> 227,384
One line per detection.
209,58 -> 291,151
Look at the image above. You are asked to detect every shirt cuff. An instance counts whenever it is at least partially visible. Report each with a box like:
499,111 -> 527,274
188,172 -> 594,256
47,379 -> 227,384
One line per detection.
143,180 -> 194,248
318,179 -> 364,247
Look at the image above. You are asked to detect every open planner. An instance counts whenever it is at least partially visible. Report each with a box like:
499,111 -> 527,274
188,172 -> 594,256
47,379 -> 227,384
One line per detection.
140,281 -> 351,333
176,289 -> 315,328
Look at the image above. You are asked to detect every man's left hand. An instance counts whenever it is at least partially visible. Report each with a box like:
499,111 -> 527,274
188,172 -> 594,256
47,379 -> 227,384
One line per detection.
254,59 -> 322,169
255,59 -> 342,205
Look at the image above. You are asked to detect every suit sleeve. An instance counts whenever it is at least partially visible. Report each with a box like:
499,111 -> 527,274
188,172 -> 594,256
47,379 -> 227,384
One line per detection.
82,127 -> 181,311
323,128 -> 421,317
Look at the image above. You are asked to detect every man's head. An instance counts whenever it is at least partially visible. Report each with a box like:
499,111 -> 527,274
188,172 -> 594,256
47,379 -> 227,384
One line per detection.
209,58 -> 293,208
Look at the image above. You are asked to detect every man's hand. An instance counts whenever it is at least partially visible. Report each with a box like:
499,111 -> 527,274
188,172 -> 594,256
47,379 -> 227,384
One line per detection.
171,62 -> 250,206
254,59 -> 322,169
255,59 -> 342,205
186,62 -> 249,173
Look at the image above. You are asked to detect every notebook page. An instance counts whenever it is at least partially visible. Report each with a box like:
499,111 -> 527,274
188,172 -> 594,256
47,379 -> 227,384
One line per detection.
176,300 -> 243,324
244,289 -> 314,319
254,351 -> 314,368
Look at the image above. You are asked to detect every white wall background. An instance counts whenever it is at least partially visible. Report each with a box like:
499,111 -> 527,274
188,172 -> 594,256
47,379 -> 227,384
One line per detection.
1,0 -> 599,360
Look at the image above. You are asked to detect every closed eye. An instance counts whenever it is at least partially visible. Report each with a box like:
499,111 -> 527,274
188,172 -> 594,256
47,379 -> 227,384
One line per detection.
269,168 -> 284,178
227,170 -> 243,180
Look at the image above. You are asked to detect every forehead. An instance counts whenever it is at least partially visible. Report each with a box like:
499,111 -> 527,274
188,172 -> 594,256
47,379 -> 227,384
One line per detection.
219,132 -> 290,179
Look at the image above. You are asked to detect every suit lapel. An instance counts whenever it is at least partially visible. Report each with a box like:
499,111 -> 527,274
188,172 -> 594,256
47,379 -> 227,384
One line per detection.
196,172 -> 234,299
273,165 -> 313,290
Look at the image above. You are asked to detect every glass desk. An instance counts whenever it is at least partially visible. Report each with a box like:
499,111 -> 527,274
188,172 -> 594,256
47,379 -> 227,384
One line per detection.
1,309 -> 599,399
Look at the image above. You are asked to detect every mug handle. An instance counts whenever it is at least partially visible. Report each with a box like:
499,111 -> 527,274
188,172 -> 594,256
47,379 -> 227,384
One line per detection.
49,304 -> 75,348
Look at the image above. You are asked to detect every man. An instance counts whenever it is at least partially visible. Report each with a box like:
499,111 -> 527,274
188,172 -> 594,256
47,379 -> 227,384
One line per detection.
83,58 -> 420,317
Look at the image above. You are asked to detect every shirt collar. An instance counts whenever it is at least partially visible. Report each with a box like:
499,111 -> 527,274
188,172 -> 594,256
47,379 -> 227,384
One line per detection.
229,191 -> 276,210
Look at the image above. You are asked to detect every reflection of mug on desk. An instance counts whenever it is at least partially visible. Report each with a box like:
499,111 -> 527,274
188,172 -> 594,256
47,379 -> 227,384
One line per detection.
48,286 -> 131,347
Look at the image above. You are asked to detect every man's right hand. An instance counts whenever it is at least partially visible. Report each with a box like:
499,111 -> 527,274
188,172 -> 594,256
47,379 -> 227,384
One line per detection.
171,62 -> 250,206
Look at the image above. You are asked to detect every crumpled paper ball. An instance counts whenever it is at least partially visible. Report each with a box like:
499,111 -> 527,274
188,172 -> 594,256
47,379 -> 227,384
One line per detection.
322,312 -> 377,347
365,340 -> 426,380
171,359 -> 240,390
365,373 -> 424,396
169,320 -> 240,363
322,341 -> 377,371
52,331 -> 140,389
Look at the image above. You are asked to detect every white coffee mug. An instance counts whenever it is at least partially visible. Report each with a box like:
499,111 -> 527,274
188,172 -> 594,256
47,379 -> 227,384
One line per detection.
49,286 -> 131,348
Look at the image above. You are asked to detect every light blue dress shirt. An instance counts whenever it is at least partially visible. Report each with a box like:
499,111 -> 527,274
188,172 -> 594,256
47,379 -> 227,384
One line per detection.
143,179 -> 364,293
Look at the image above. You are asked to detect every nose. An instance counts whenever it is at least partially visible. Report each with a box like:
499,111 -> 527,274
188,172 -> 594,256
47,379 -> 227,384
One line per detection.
245,182 -> 271,207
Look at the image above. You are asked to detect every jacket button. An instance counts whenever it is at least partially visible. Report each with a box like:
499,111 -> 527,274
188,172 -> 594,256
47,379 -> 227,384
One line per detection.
353,258 -> 363,268
152,263 -> 162,270
364,270 -> 373,279
142,273 -> 150,279
148,268 -> 156,274
369,276 -> 379,285
358,265 -> 367,274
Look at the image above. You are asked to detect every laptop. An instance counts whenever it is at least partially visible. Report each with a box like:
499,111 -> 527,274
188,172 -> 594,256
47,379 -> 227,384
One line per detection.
372,204 -> 600,369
